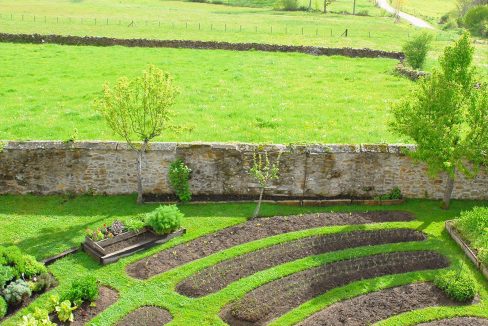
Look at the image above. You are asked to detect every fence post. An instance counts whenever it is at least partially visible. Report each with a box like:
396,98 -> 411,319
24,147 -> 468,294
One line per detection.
106,18 -> 109,25
271,26 -> 272,34
301,27 -> 303,35
225,24 -> 227,32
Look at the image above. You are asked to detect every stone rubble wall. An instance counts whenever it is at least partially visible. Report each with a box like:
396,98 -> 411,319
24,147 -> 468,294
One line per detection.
0,33 -> 404,60
1,141 -> 487,200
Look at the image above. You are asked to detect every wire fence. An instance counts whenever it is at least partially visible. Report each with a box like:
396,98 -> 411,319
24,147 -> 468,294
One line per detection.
0,12 -> 457,42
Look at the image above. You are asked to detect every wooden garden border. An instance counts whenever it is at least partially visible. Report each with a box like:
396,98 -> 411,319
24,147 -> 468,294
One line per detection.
445,220 -> 488,280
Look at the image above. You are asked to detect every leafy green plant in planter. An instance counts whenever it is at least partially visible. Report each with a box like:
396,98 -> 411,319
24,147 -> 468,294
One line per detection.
375,187 -> 403,200
19,307 -> 56,326
61,275 -> 99,305
455,206 -> 488,266
29,273 -> 56,293
0,296 -> 7,319
146,205 -> 183,234
55,300 -> 77,322
2,279 -> 32,305
434,268 -> 477,302
124,216 -> 146,232
169,159 -> 192,202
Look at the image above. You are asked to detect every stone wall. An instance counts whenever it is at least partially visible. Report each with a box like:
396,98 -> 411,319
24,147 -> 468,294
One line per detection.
0,33 -> 404,60
0,141 -> 487,199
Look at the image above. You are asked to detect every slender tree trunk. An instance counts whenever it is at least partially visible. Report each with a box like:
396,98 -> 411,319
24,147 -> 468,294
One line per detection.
308,0 -> 312,10
442,170 -> 456,210
323,0 -> 327,13
136,141 -> 148,204
253,187 -> 265,218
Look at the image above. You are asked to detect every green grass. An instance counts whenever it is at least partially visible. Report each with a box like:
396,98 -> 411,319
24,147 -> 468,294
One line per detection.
0,42 -> 414,143
0,195 -> 487,325
0,0 -> 454,51
401,0 -> 457,22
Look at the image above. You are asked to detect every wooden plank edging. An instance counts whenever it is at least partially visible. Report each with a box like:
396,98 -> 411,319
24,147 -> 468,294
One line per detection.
445,220 -> 488,280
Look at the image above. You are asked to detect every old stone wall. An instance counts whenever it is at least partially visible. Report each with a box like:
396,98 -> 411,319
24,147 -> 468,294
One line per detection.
1,141 -> 487,199
0,33 -> 404,60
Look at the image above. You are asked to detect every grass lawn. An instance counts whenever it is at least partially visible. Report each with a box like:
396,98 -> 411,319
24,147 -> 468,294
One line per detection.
0,195 -> 487,325
0,0 -> 454,51
0,42 -> 414,144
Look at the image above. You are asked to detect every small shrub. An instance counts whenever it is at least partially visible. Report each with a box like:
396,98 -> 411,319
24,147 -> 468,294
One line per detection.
277,0 -> 299,11
145,205 -> 183,234
375,186 -> 403,200
55,300 -> 76,322
2,279 -> 32,305
0,265 -> 15,288
61,276 -> 99,305
434,269 -> 477,302
464,5 -> 488,37
0,246 -> 46,278
0,296 -> 7,319
402,33 -> 433,70
169,159 -> 192,202
356,10 -> 369,16
30,273 -> 56,292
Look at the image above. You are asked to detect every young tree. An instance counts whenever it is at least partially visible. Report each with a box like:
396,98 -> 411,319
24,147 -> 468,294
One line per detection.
250,150 -> 281,218
323,0 -> 333,13
402,32 -> 433,70
95,65 -> 179,204
390,33 -> 488,209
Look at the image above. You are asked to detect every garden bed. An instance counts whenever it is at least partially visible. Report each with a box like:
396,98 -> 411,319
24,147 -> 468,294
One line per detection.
83,228 -> 186,265
177,229 -> 426,297
143,193 -> 404,206
50,286 -> 118,326
298,282 -> 463,325
220,251 -> 449,325
445,221 -> 488,279
126,211 -> 414,279
117,306 -> 173,326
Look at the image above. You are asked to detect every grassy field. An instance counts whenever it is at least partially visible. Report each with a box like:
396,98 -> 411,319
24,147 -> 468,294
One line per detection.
400,0 -> 457,22
0,0 -> 453,51
0,42 -> 413,144
0,196 -> 487,325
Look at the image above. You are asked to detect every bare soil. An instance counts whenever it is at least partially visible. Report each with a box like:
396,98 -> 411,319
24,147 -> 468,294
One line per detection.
51,286 -> 118,326
127,211 -> 414,279
117,306 -> 172,326
177,229 -> 426,297
417,317 -> 488,325
220,251 -> 449,326
298,283 -> 462,325
102,232 -> 160,255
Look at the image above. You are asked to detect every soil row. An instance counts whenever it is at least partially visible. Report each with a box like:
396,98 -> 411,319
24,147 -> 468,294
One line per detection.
0,33 -> 404,60
51,286 -> 118,326
298,282 -> 461,325
176,228 -> 426,297
117,306 -> 172,326
220,251 -> 449,326
126,211 -> 414,279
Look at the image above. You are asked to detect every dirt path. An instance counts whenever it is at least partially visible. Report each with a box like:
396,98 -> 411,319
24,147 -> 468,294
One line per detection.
376,0 -> 434,29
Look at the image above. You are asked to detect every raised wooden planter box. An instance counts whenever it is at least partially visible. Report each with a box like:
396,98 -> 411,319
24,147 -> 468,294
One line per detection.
82,228 -> 186,265
445,220 -> 488,280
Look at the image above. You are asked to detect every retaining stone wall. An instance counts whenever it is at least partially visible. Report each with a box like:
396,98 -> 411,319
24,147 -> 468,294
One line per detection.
0,141 -> 487,199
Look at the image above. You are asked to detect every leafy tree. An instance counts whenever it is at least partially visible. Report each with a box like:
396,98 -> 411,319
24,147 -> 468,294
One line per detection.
464,5 -> 488,37
250,150 -> 281,218
390,33 -> 488,209
402,32 -> 433,70
95,65 -> 179,204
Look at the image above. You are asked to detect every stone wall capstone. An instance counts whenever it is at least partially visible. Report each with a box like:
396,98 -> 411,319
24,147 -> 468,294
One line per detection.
0,141 -> 487,200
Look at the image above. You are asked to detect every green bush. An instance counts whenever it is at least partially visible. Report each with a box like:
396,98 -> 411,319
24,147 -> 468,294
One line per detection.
464,5 -> 488,37
0,265 -> 15,288
2,279 -> 32,305
146,205 -> 183,234
277,0 -> 299,11
124,216 -> 146,232
61,276 -> 99,305
0,246 -> 47,278
375,187 -> 403,200
402,33 -> 433,70
169,159 -> 192,202
0,296 -> 7,319
31,273 -> 56,292
455,207 -> 488,266
434,269 -> 477,302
